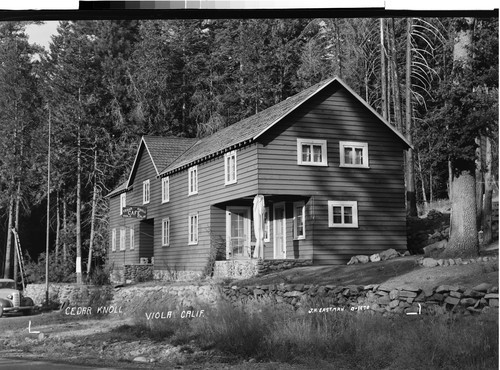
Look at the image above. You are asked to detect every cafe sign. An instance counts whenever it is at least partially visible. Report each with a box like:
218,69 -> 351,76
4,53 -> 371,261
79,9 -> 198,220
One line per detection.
122,206 -> 147,219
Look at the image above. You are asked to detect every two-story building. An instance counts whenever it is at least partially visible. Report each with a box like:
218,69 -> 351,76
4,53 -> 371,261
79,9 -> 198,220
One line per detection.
107,77 -> 411,280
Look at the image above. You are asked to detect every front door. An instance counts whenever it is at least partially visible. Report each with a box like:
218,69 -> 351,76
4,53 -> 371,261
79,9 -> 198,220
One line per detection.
274,202 -> 286,259
226,207 -> 251,259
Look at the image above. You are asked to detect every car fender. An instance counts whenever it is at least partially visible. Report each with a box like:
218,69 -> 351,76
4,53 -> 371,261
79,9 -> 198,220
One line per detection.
0,298 -> 12,308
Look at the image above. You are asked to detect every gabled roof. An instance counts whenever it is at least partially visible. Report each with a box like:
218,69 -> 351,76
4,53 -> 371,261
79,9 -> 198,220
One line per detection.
159,77 -> 412,177
108,136 -> 197,197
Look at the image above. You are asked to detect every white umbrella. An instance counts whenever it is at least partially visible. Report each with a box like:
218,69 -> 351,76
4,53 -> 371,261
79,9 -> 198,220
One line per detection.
252,195 -> 265,259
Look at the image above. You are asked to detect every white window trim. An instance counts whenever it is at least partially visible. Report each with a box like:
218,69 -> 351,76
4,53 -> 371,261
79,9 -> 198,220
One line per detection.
264,207 -> 270,242
120,193 -> 126,215
162,218 -> 170,247
328,200 -> 359,228
162,177 -> 170,203
188,166 -> 198,196
297,138 -> 328,166
224,151 -> 237,185
111,228 -> 116,252
130,228 -> 135,250
119,228 -> 126,250
293,201 -> 306,240
143,179 -> 150,204
339,141 -> 369,168
188,212 -> 199,245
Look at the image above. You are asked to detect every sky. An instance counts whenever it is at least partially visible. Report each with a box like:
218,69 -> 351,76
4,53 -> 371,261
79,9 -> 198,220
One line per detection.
25,21 -> 59,50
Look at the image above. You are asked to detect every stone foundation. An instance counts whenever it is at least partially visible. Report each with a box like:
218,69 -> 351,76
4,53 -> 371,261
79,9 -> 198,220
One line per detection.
213,260 -> 259,279
25,284 -> 113,307
153,269 -> 202,282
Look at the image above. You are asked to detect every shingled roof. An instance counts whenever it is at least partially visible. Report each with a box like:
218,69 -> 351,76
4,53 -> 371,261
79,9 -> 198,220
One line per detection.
159,76 -> 411,177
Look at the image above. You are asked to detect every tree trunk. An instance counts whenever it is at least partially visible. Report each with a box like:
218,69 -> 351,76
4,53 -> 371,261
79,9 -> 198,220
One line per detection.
13,181 -> 21,284
55,191 -> 60,262
3,194 -> 14,279
417,152 -> 428,210
475,137 -> 484,228
380,18 -> 388,120
87,144 -> 98,275
63,193 -> 67,262
405,18 -> 418,217
481,137 -> 493,245
445,17 -> 478,257
389,18 -> 403,132
76,88 -> 82,284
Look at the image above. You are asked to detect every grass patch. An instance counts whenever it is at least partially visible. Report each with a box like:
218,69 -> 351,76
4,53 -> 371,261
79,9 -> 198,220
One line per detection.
126,297 -> 498,369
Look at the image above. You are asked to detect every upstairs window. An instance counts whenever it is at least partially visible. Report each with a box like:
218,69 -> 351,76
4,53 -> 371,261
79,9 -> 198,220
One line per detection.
162,218 -> 170,246
188,213 -> 199,245
162,177 -> 170,203
120,193 -> 126,215
143,179 -> 150,204
188,166 -> 198,195
328,201 -> 358,228
293,201 -> 306,239
224,151 -> 237,185
339,141 -> 369,168
297,138 -> 328,166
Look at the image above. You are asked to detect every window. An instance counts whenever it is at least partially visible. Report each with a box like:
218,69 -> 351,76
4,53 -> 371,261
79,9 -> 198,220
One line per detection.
130,228 -> 135,250
143,179 -> 150,204
297,138 -> 328,166
162,218 -> 170,246
224,151 -> 237,185
188,213 -> 199,245
111,229 -> 116,252
264,207 -> 270,242
339,141 -> 369,168
119,228 -> 126,250
188,166 -> 198,195
120,193 -> 126,215
328,201 -> 358,228
293,201 -> 306,239
162,177 -> 170,203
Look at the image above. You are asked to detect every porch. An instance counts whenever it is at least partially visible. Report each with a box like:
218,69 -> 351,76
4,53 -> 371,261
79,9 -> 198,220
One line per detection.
210,194 -> 314,265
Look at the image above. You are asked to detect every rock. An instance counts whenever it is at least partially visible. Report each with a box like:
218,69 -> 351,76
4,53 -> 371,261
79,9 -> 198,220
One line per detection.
422,258 -> 438,267
484,293 -> 499,299
389,290 -> 399,300
463,289 -> 485,298
445,297 -> 460,305
423,287 -> 434,297
488,286 -> 499,294
38,333 -> 45,341
472,283 -> 493,292
389,300 -> 400,308
356,255 -> 370,264
380,249 -> 399,261
460,298 -> 477,306
437,259 -> 444,266
347,256 -> 358,265
449,291 -> 463,299
435,285 -> 460,293
489,299 -> 499,307
399,291 -> 418,298
133,357 -> 149,363
423,240 -> 447,257
370,253 -> 381,262
448,259 -> 455,265
377,296 -> 390,305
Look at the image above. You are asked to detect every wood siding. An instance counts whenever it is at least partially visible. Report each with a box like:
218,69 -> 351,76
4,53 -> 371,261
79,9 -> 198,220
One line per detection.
109,143 -> 260,273
256,84 -> 407,264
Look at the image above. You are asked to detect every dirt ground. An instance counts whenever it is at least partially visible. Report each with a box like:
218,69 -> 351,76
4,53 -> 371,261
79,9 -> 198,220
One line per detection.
1,249 -> 498,369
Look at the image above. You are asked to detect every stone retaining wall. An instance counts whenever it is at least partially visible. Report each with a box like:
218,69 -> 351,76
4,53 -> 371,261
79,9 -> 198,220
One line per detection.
213,260 -> 259,279
418,255 -> 498,267
125,264 -> 154,282
25,284 -> 114,307
257,259 -> 312,274
221,282 -> 499,316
